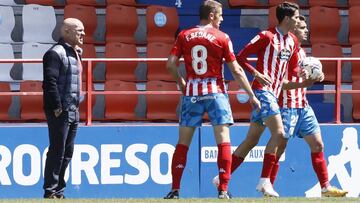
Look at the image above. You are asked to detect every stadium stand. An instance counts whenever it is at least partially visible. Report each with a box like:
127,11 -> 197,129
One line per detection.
137,0 -> 202,8
311,43 -> 343,83
146,42 -> 174,81
0,82 -> 11,121
308,0 -> 342,7
351,43 -> 360,82
64,4 -> 97,43
106,0 -> 137,6
269,0 -> 300,6
146,80 -> 179,121
0,6 -> 15,43
79,82 -> 96,120
22,4 -> 56,43
227,80 -> 252,121
105,42 -> 138,81
104,80 -> 139,121
146,5 -> 179,43
19,81 -> 45,121
309,6 -> 341,45
24,0 -> 62,6
66,0 -> 99,6
349,0 -> 360,7
79,43 -> 97,81
228,0 -> 268,7
349,6 -> 360,45
0,0 -> 18,5
105,4 -> 138,44
22,42 -> 53,81
352,81 -> 360,120
0,44 -> 14,81
268,6 -> 277,28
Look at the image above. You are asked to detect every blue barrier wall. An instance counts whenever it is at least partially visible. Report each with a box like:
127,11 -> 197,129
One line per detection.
0,124 -> 359,198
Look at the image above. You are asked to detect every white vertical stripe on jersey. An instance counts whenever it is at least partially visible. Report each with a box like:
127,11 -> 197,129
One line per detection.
263,40 -> 271,92
272,33 -> 281,96
202,79 -> 208,95
186,80 -> 190,96
211,79 -> 218,94
193,80 -> 199,96
290,77 -> 297,108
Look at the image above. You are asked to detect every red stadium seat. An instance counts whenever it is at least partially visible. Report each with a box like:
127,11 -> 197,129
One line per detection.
229,0 -> 268,7
79,43 -> 97,82
0,82 -> 11,120
308,0 -> 341,7
79,82 -> 96,121
309,6 -> 340,45
146,42 -> 174,81
349,0 -> 360,7
228,81 -> 252,121
146,80 -> 179,121
268,6 -> 277,28
311,43 -> 343,83
269,0 -> 300,6
20,81 -> 45,121
146,5 -> 179,43
66,0 -> 99,6
352,81 -> 360,120
106,4 -> 138,43
349,6 -> 360,45
105,42 -> 138,81
351,44 -> 360,82
106,0 -> 136,6
104,80 -> 139,121
24,0 -> 62,6
64,4 -> 97,43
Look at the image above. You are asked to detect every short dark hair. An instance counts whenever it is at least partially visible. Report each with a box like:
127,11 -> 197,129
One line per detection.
199,0 -> 222,20
276,1 -> 299,23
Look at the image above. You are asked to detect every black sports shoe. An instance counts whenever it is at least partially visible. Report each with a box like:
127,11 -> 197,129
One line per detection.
218,190 -> 232,199
56,194 -> 65,199
164,190 -> 179,199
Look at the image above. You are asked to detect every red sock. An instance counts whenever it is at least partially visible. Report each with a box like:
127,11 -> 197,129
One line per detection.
270,156 -> 281,185
311,152 -> 329,188
171,144 -> 189,190
217,142 -> 232,191
261,153 -> 276,178
231,154 -> 244,174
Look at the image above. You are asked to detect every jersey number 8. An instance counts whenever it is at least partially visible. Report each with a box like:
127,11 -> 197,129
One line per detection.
191,45 -> 207,75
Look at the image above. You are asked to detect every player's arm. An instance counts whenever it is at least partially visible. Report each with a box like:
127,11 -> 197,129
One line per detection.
236,33 -> 272,86
167,55 -> 186,92
227,60 -> 261,111
282,72 -> 324,90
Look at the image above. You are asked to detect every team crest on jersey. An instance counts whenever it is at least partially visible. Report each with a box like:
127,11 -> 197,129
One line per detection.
278,48 -> 291,61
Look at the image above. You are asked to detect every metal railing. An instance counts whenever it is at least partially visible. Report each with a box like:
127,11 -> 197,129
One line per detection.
1,57 -> 360,126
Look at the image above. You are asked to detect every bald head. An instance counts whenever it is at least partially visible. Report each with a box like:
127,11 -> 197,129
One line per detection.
61,18 -> 85,47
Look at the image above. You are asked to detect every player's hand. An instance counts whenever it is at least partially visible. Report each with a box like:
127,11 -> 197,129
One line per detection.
316,72 -> 324,82
249,95 -> 261,112
254,71 -> 272,86
298,68 -> 309,80
54,108 -> 63,117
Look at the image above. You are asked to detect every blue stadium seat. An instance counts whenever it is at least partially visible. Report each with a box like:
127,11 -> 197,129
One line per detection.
221,27 -> 260,80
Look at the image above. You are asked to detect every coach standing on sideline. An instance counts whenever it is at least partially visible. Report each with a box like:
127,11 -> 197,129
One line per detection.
42,18 -> 85,199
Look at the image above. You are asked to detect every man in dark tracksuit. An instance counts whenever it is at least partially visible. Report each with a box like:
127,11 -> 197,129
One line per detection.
42,18 -> 85,199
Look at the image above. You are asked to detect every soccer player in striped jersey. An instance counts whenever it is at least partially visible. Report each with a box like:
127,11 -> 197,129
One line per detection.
163,0 -> 260,199
272,15 -> 348,197
221,2 -> 301,197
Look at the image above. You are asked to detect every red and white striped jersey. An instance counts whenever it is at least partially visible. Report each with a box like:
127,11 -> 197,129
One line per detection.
170,25 -> 236,96
279,48 -> 308,108
237,27 -> 299,98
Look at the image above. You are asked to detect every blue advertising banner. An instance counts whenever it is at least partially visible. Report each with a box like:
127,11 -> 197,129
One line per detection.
0,125 -> 200,198
200,124 -> 360,198
0,124 -> 359,198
